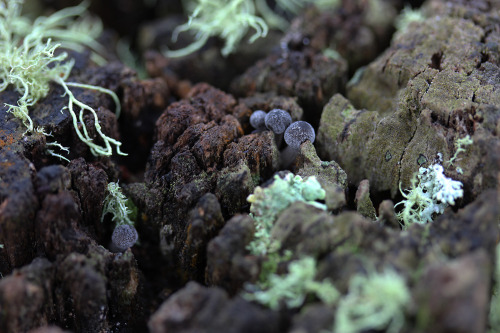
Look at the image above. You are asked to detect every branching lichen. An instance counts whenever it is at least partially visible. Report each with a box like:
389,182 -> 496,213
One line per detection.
166,0 -> 268,57
0,0 -> 125,157
169,0 -> 339,57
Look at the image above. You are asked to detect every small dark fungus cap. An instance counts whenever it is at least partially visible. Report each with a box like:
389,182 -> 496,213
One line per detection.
265,109 -> 292,134
250,110 -> 267,130
112,224 -> 138,252
284,121 -> 315,149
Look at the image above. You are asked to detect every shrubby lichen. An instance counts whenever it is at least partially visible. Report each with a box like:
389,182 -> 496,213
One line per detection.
0,0 -> 125,157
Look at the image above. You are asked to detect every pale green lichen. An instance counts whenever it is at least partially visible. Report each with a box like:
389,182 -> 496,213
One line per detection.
45,141 -> 70,162
101,182 -> 134,226
169,0 -> 339,57
333,269 -> 410,333
447,135 -> 473,173
0,0 -> 125,157
246,173 -> 326,256
243,256 -> 339,310
166,0 -> 268,57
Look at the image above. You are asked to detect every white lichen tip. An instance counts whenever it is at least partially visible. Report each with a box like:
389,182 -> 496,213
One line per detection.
396,163 -> 464,227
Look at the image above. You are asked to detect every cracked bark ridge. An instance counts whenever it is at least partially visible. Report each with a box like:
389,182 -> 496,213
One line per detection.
148,282 -> 281,333
35,191 -> 92,260
67,158 -> 109,240
1,160 -> 144,332
318,2 -> 500,198
414,250 -> 491,333
179,193 -> 225,281
54,245 -> 144,333
76,62 -> 170,172
0,258 -> 55,333
315,190 -> 498,295
0,27 -> 163,333
0,139 -> 39,271
129,83 -> 279,282
205,214 -> 258,295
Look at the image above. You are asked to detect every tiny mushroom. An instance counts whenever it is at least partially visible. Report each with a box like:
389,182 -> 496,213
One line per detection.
250,110 -> 267,130
111,224 -> 139,252
284,121 -> 315,149
265,109 -> 292,134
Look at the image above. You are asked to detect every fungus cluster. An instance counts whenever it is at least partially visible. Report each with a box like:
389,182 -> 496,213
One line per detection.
250,109 -> 315,149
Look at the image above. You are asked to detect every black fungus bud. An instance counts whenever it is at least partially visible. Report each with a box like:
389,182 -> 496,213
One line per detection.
250,110 -> 267,130
111,224 -> 138,252
265,109 -> 292,134
284,121 -> 315,149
